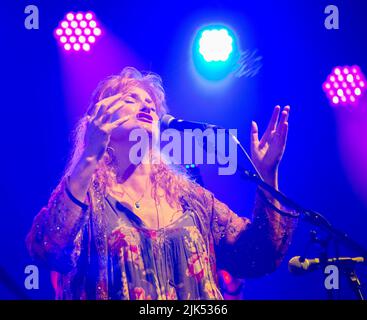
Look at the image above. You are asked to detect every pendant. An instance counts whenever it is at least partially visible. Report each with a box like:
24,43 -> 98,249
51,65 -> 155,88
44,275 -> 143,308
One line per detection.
135,201 -> 141,209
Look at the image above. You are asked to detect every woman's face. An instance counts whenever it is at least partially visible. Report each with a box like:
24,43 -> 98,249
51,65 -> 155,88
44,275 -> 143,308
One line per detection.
109,86 -> 160,141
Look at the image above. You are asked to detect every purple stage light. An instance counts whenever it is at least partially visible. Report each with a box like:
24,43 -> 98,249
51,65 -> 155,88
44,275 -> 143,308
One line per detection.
66,13 -> 74,21
80,21 -> 87,28
323,65 -> 367,106
54,11 -> 102,52
85,12 -> 93,20
82,43 -> 91,52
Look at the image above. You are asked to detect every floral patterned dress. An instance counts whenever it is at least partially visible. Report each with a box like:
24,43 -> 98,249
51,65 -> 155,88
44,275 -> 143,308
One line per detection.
106,195 -> 222,299
26,177 -> 296,300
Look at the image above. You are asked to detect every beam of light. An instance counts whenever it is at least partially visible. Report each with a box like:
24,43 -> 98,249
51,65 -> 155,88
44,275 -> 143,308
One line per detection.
335,93 -> 367,208
329,65 -> 367,207
54,11 -> 102,52
58,31 -> 142,123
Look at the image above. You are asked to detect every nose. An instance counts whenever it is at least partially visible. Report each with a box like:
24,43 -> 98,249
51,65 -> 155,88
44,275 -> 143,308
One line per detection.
140,104 -> 152,113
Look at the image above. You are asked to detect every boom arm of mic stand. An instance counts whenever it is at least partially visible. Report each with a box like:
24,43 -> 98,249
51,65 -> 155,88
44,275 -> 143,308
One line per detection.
228,132 -> 367,257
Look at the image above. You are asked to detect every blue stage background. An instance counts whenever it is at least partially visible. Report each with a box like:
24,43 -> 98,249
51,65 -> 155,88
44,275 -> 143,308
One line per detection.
1,0 -> 367,299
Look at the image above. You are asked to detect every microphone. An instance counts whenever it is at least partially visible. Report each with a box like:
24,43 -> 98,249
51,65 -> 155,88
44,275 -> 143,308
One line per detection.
160,114 -> 221,132
288,256 -> 365,274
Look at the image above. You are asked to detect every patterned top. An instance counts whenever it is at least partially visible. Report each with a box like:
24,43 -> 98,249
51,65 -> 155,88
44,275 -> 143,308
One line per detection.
107,195 -> 222,299
26,177 -> 296,300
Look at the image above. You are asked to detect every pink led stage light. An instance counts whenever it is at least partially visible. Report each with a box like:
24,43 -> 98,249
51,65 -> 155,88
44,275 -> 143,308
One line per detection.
323,65 -> 366,106
54,12 -> 102,52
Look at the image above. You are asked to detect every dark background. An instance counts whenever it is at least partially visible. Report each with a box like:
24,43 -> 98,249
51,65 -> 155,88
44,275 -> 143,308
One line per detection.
1,0 -> 367,299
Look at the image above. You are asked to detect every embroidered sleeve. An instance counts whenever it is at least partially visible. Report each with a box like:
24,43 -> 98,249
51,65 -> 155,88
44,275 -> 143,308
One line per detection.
211,189 -> 297,278
26,178 -> 90,273
211,197 -> 250,246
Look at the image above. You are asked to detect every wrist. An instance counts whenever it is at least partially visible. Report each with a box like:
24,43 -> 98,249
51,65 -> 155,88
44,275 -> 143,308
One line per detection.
260,168 -> 279,190
83,143 -> 107,161
80,152 -> 99,166
71,152 -> 98,180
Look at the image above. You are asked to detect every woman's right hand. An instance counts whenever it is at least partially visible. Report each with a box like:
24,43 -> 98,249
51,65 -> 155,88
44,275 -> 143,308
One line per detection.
68,93 -> 131,203
83,93 -> 131,160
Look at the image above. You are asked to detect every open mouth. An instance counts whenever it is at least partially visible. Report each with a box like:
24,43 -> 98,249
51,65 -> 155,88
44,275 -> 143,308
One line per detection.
136,112 -> 153,123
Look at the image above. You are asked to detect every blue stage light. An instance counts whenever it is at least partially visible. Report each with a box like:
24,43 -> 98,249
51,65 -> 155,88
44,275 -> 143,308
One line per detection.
192,25 -> 238,81
199,28 -> 233,62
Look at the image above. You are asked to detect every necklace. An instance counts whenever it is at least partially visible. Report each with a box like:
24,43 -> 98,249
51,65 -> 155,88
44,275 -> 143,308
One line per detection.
119,177 -> 150,210
121,188 -> 145,209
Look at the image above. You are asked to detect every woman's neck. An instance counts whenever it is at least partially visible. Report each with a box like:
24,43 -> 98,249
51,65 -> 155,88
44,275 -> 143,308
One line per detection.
109,140 -> 152,195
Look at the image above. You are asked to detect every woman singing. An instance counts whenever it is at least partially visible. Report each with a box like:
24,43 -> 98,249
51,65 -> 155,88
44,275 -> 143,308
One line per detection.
26,67 -> 295,300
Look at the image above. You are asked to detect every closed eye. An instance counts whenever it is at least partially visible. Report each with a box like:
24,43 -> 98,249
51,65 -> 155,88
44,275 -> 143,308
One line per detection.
127,93 -> 156,111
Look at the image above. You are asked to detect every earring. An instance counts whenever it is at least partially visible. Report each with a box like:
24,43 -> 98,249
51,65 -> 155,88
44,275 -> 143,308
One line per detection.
105,146 -> 116,166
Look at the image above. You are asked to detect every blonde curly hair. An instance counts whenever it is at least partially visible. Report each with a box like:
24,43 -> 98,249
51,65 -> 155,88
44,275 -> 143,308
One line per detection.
64,67 -> 195,208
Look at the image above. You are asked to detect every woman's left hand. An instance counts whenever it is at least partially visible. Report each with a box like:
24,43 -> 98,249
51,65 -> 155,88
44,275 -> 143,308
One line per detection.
250,105 -> 290,186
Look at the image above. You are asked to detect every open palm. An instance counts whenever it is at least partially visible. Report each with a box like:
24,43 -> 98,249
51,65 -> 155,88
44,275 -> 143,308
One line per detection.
250,105 -> 290,181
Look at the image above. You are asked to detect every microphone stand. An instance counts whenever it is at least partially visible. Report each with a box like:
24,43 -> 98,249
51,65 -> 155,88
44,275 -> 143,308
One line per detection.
226,131 -> 367,299
347,268 -> 365,300
176,120 -> 367,299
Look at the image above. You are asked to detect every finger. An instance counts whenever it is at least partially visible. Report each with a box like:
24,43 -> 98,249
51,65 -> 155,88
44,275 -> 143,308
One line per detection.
107,115 -> 131,131
276,107 -> 290,145
100,100 -> 126,123
91,93 -> 123,119
277,121 -> 289,148
260,105 -> 281,144
267,105 -> 281,131
250,121 -> 259,150
106,98 -> 130,116
105,93 -> 133,112
95,97 -> 126,123
94,103 -> 108,123
276,108 -> 289,135
87,103 -> 98,117
282,105 -> 290,123
97,93 -> 124,108
283,105 -> 290,113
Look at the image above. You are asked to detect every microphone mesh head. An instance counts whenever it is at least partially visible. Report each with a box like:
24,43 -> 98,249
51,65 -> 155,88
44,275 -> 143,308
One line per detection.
160,114 -> 175,131
288,256 -> 309,275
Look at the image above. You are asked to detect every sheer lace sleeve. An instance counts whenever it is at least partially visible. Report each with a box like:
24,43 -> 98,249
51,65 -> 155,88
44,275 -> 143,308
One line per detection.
211,189 -> 297,278
26,177 -> 90,273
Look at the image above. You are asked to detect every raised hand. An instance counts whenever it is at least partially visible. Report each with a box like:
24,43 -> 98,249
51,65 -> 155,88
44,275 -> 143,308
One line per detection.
250,105 -> 290,186
84,93 -> 131,160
